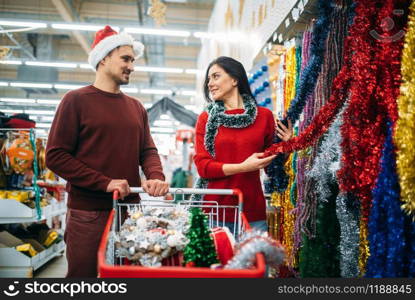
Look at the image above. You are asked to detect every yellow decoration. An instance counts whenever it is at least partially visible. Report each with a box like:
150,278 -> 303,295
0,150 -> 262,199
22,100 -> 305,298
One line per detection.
225,1 -> 234,28
258,4 -> 264,27
238,0 -> 245,24
358,216 -> 369,277
148,0 -> 167,26
284,47 -> 297,114
43,231 -> 58,248
395,1 -> 415,217
0,47 -> 10,60
16,243 -> 37,257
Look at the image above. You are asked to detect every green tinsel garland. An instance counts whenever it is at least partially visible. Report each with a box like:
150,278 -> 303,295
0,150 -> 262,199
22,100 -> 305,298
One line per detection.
183,207 -> 219,267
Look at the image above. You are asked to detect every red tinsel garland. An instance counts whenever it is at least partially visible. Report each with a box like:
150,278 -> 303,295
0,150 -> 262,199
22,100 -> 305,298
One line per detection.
264,0 -> 378,157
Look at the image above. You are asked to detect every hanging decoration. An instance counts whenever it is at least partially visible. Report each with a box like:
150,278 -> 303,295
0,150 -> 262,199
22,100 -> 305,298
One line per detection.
148,0 -> 167,26
265,0 -> 335,193
395,0 -> 415,217
366,121 -> 415,278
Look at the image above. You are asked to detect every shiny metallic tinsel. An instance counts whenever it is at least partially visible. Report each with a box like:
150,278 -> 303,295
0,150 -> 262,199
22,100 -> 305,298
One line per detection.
225,230 -> 285,270
336,193 -> 360,277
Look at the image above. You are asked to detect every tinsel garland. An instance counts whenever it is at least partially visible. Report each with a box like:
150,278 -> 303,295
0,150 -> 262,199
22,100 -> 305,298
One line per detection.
224,230 -> 285,270
265,0 -> 334,193
191,95 -> 257,201
336,193 -> 360,277
395,0 -> 415,216
366,121 -> 415,277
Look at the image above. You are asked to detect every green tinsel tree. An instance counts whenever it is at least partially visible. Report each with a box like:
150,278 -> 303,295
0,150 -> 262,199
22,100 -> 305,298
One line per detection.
184,207 -> 219,267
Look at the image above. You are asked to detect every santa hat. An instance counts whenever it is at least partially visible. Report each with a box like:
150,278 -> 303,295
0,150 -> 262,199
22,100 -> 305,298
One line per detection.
88,25 -> 144,70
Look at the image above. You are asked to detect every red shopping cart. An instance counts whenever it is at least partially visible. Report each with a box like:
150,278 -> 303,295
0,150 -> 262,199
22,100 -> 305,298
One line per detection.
97,187 -> 266,278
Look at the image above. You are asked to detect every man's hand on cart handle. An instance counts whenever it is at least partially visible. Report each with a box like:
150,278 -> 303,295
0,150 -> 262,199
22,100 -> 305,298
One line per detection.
106,179 -> 130,199
142,179 -> 169,197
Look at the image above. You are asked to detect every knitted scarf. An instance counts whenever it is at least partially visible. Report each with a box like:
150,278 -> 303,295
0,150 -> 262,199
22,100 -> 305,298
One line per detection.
191,94 -> 258,202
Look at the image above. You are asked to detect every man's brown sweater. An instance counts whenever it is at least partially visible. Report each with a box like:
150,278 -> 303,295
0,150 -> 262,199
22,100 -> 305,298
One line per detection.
46,85 -> 165,210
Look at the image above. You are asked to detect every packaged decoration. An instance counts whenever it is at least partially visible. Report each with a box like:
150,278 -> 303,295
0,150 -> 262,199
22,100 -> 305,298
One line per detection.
115,206 -> 190,267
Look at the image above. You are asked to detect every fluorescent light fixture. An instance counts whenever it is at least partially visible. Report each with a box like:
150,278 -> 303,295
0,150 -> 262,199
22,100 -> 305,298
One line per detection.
54,84 -> 83,90
1,109 -> 24,113
160,114 -> 170,120
37,99 -> 60,105
185,69 -> 201,74
153,120 -> 173,127
181,90 -> 196,96
36,123 -> 52,128
0,98 -> 36,104
51,23 -> 120,32
150,127 -> 175,133
125,27 -> 190,37
141,89 -> 172,95
41,116 -> 55,122
10,82 -> 53,88
0,20 -> 47,28
143,103 -> 153,108
24,110 -> 55,115
193,32 -> 212,38
0,60 -> 22,65
0,82 -> 9,86
120,87 -> 139,93
134,66 -> 183,73
79,64 -> 93,69
26,61 -> 77,68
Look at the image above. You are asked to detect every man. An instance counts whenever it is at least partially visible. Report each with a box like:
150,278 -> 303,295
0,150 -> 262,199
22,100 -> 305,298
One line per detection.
46,26 -> 169,277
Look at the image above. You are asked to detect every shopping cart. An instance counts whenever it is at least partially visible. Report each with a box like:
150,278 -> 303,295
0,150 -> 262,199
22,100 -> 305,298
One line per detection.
98,187 -> 266,278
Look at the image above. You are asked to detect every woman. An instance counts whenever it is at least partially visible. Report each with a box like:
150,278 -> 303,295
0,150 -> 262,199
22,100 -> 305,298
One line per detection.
193,56 -> 293,231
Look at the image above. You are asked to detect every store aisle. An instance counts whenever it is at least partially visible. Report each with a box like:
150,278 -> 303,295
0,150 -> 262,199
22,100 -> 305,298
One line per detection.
34,251 -> 67,278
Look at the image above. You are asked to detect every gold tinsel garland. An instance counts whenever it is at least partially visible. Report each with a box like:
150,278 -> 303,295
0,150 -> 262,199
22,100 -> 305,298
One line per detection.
395,1 -> 415,217
271,46 -> 298,268
358,214 -> 369,277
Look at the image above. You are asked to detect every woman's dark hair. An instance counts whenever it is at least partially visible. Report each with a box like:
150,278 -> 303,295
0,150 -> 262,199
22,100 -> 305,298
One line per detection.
203,56 -> 254,102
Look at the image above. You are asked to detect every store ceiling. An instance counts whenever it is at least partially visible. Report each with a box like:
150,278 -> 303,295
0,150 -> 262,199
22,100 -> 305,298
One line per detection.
0,0 -> 215,124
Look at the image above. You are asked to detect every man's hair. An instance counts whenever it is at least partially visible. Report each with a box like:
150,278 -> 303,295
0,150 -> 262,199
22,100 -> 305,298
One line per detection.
96,46 -> 121,70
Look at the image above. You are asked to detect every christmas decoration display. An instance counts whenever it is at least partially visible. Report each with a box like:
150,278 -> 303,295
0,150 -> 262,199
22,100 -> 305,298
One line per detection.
395,0 -> 415,217
225,230 -> 285,270
115,206 -> 190,267
184,207 -> 219,267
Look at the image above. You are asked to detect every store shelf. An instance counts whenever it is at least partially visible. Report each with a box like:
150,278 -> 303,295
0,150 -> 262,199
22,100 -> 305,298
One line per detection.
0,199 -> 66,224
0,240 -> 65,278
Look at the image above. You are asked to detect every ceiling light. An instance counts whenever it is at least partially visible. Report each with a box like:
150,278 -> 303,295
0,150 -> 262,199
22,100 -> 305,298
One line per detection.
160,114 -> 170,120
79,64 -> 93,69
0,20 -> 47,28
150,127 -> 175,133
24,110 -> 55,115
125,27 -> 190,37
143,103 -> 153,109
0,82 -> 9,86
26,61 -> 77,68
185,69 -> 201,74
1,109 -> 24,114
134,66 -> 183,73
10,82 -> 53,88
141,89 -> 172,95
51,23 -> 119,32
193,32 -> 212,39
153,120 -> 173,127
0,60 -> 22,65
120,87 -> 139,93
0,98 -> 36,104
41,116 -> 55,122
36,123 -> 52,128
54,84 -> 84,90
181,90 -> 196,96
37,99 -> 60,105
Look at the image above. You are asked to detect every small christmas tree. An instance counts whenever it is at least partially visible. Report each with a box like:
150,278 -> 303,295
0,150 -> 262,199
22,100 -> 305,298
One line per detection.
184,207 -> 219,267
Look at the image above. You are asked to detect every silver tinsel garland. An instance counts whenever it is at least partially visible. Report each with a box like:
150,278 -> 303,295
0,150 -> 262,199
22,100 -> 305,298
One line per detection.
224,230 -> 285,270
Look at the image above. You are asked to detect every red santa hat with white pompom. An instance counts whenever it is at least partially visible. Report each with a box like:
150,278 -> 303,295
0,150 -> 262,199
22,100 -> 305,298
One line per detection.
88,25 -> 144,70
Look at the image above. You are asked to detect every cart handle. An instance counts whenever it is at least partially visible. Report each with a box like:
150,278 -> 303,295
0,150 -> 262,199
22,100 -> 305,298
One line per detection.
113,187 -> 243,205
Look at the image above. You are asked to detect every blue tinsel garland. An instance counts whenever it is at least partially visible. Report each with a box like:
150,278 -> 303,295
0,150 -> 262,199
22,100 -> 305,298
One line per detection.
366,121 -> 415,278
265,0 -> 335,193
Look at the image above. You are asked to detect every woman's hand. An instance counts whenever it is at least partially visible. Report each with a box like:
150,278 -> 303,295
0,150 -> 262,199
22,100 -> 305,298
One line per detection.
239,152 -> 277,173
276,119 -> 293,142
